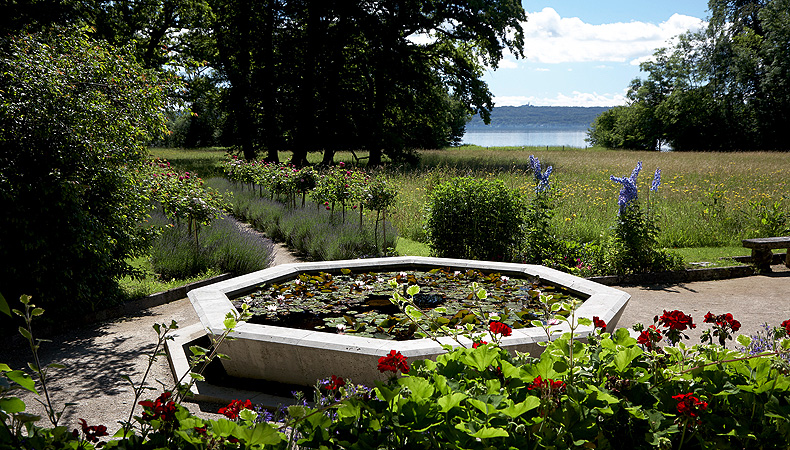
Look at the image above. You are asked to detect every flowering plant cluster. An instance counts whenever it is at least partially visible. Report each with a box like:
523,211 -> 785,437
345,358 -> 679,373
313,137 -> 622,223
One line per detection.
702,311 -> 742,347
222,157 -> 397,253
529,154 -> 553,193
144,158 -> 227,240
673,392 -> 709,423
657,309 -> 696,345
607,161 -> 683,274
218,399 -> 253,420
377,350 -> 410,375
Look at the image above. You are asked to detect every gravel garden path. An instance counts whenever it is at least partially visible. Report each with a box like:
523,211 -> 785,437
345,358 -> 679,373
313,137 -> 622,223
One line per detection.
1,255 -> 788,438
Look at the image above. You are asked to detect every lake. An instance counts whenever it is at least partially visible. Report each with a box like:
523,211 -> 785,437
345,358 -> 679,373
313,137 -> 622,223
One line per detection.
462,127 -> 590,148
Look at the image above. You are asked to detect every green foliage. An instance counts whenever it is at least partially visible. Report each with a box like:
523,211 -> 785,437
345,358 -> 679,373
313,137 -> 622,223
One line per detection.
0,28 -> 178,315
6,291 -> 790,449
210,178 -> 397,261
590,0 -> 790,151
288,328 -> 790,449
608,203 -> 684,274
426,177 -> 526,262
522,191 -> 562,265
149,213 -> 273,280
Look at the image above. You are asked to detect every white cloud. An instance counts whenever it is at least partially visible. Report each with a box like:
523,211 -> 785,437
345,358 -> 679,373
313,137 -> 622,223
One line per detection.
498,58 -> 519,69
495,91 -> 627,107
521,8 -> 705,65
534,67 -> 550,72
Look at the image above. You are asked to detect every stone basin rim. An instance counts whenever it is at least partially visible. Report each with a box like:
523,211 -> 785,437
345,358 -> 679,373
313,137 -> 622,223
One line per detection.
187,256 -> 631,386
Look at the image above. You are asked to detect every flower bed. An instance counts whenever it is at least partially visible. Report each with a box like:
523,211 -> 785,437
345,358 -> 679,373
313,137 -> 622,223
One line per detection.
188,257 -> 630,386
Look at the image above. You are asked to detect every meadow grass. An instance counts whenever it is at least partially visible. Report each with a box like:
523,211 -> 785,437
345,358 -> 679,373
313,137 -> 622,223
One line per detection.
148,146 -> 790,255
384,147 -> 790,249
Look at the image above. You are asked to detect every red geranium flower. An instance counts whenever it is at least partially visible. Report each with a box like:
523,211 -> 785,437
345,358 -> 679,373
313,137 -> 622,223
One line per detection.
658,310 -> 696,331
218,399 -> 253,420
702,311 -> 742,346
672,392 -> 708,419
592,316 -> 607,329
637,325 -> 662,349
472,340 -> 488,349
325,375 -> 346,391
139,391 -> 178,422
77,418 -> 108,443
489,321 -> 512,337
527,375 -> 566,393
378,350 -> 410,374
781,319 -> 790,335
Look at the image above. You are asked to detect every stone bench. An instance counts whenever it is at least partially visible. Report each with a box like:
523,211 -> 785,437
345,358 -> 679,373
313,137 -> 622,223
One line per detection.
742,237 -> 790,271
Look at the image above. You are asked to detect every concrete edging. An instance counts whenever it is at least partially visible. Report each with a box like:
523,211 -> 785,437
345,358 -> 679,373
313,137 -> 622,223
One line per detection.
588,265 -> 755,286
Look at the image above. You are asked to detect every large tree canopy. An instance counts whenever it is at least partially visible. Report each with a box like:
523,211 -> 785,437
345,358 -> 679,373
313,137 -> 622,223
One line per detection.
205,0 -> 526,164
6,0 -> 526,165
587,0 -> 790,151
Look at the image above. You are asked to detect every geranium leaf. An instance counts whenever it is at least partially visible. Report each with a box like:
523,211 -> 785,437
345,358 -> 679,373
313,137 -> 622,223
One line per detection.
471,426 -> 509,439
500,397 -> 540,418
437,392 -> 467,413
212,418 -> 237,437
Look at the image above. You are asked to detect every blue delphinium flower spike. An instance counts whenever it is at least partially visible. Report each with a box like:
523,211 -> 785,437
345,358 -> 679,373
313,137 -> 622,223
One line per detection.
651,168 -> 661,192
611,161 -> 642,213
530,155 -> 553,193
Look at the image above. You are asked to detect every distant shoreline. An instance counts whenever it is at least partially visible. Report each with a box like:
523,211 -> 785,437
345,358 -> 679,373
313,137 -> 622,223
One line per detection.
465,124 -> 591,131
467,105 -> 610,129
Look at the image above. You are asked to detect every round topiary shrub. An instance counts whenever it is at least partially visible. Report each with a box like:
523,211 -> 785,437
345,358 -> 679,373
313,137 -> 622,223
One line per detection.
425,177 -> 526,261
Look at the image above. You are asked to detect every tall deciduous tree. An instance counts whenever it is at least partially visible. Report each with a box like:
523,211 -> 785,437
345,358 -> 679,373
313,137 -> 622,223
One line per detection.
588,0 -> 790,151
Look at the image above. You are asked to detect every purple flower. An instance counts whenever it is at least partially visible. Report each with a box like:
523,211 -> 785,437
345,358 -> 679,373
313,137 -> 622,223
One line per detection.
651,168 -> 661,192
530,155 -> 553,193
610,161 -> 642,213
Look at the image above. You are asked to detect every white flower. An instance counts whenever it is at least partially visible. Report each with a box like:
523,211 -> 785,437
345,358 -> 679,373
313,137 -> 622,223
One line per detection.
336,324 -> 346,333
294,279 -> 302,285
276,295 -> 285,302
399,271 -> 408,277
454,271 -> 461,276
501,276 -> 509,282
267,304 -> 278,312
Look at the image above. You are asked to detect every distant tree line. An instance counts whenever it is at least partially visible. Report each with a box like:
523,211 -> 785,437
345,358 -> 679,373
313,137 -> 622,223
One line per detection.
6,0 -> 527,165
587,0 -> 790,151
466,105 -> 613,129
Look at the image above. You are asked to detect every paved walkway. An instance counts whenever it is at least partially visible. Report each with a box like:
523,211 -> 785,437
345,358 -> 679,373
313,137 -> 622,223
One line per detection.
1,261 -> 788,437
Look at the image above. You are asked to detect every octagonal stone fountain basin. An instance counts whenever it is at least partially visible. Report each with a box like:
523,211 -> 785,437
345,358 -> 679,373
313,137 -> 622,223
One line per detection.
188,257 -> 630,388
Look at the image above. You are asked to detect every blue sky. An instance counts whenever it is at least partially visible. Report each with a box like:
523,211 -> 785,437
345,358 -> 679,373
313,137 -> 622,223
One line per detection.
485,1 -> 710,107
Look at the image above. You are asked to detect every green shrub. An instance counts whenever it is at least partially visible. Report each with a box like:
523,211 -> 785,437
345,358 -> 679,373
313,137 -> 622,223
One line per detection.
0,28 -> 177,315
425,177 -> 526,261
